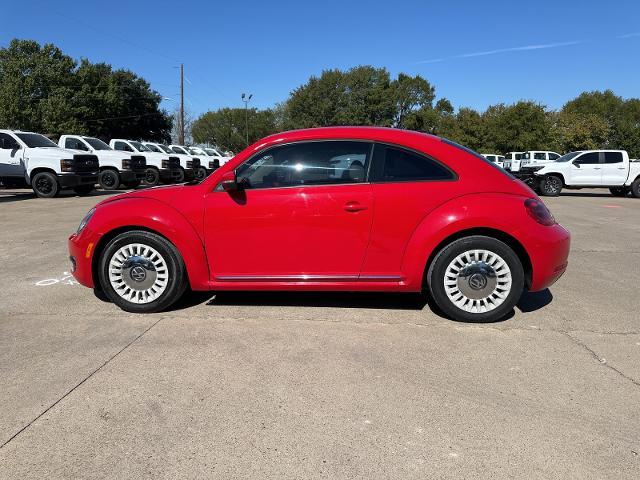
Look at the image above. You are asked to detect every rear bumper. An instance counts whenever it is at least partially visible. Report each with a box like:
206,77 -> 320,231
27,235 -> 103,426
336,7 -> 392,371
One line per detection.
58,173 -> 99,187
526,223 -> 571,291
68,227 -> 101,289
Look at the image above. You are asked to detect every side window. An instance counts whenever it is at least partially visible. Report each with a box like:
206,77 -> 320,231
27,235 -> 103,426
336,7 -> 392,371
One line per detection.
603,152 -> 623,164
236,141 -> 372,190
534,152 -> 546,160
378,145 -> 453,182
548,153 -> 560,160
65,138 -> 87,150
171,147 -> 182,154
114,141 -> 132,152
574,152 -> 600,164
0,133 -> 20,150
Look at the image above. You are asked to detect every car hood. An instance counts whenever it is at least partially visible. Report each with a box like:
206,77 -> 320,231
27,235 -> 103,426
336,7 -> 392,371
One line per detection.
92,150 -> 130,161
98,184 -> 186,208
25,147 -> 85,159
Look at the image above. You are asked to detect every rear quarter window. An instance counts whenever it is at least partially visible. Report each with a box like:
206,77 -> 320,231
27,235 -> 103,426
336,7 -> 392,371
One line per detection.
442,139 -> 515,179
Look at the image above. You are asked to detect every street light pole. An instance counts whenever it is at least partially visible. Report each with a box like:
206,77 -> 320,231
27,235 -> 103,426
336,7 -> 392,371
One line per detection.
179,63 -> 185,145
242,93 -> 252,147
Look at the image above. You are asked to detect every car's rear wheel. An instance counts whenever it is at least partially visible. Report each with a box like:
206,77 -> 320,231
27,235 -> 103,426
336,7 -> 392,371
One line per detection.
99,169 -> 120,190
427,236 -> 524,322
539,175 -> 562,196
99,230 -> 187,313
32,172 -> 60,198
609,186 -> 630,197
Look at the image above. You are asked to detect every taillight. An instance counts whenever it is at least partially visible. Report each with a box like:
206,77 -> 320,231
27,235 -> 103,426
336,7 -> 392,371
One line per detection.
525,198 -> 556,226
60,159 -> 74,172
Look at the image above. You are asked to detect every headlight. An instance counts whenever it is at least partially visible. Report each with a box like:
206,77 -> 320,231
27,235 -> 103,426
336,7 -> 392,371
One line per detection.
122,158 -> 132,170
60,159 -> 75,172
77,207 -> 96,233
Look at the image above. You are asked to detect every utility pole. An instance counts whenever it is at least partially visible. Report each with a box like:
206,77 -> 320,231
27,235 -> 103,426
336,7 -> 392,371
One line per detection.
179,63 -> 185,145
242,93 -> 252,146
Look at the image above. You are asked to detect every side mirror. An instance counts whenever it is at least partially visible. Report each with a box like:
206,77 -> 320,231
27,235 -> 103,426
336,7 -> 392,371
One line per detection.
573,161 -> 581,168
219,170 -> 239,192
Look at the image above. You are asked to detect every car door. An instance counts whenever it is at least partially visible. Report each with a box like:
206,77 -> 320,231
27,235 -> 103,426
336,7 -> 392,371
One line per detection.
0,133 -> 24,177
204,140 -> 374,280
569,152 -> 602,185
360,143 -> 458,279
600,151 -> 627,185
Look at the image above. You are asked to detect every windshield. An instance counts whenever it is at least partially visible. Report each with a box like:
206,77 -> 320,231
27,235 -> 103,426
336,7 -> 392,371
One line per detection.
556,151 -> 582,162
157,144 -> 172,154
84,137 -> 112,150
15,133 -> 58,148
144,144 -> 162,153
130,141 -> 149,152
172,146 -> 188,154
204,148 -> 219,156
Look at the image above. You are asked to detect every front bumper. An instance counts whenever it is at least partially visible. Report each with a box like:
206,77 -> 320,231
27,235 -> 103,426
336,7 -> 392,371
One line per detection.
58,172 -> 99,187
512,167 -> 545,189
120,170 -> 146,182
159,168 -> 182,182
68,227 -> 101,289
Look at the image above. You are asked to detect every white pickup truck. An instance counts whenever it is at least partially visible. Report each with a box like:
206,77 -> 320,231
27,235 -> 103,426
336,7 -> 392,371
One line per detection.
532,150 -> 640,197
168,144 -> 207,181
0,129 -> 98,198
110,139 -> 184,185
203,146 -> 234,168
141,142 -> 198,182
59,135 -> 146,190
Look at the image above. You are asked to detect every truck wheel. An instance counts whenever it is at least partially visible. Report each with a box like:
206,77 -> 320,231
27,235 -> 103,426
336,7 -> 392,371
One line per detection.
609,187 -> 630,197
540,175 -> 562,196
143,168 -> 160,186
195,166 -> 207,181
99,169 -> 120,190
98,230 -> 187,313
73,185 -> 94,196
32,172 -> 60,198
427,235 -> 524,323
631,178 -> 640,199
174,168 -> 186,183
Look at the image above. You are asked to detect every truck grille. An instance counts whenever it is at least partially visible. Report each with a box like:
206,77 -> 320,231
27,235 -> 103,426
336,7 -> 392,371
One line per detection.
130,155 -> 146,172
191,157 -> 201,168
168,156 -> 180,169
73,154 -> 99,172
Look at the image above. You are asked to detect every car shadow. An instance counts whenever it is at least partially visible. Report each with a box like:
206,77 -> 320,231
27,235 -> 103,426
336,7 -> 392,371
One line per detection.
517,289 -> 553,313
0,191 -> 34,203
559,192 -> 619,198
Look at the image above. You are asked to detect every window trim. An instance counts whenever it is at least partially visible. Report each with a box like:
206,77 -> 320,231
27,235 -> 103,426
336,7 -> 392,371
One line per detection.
228,139 -> 376,192
368,142 -> 457,184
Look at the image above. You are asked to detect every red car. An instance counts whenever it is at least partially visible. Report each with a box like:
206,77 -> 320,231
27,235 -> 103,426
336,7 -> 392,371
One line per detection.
69,127 -> 570,322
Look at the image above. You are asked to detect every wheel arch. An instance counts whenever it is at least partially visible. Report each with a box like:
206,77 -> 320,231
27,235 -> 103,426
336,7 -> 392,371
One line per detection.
544,172 -> 566,186
422,227 -> 533,290
29,167 -> 58,183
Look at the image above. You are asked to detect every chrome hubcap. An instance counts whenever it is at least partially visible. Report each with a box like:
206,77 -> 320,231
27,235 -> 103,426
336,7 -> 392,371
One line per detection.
444,249 -> 512,313
108,243 -> 168,304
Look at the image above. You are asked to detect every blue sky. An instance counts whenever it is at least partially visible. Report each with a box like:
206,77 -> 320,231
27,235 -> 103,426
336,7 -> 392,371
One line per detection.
3,0 -> 639,117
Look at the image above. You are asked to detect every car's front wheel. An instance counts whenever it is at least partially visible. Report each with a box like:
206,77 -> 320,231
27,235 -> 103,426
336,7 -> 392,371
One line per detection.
195,166 -> 207,181
427,236 -> 524,322
99,230 -> 187,313
539,175 -> 562,196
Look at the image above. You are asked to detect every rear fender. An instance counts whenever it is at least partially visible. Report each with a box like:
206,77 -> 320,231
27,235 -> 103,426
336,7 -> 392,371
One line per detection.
401,193 -> 530,289
92,197 -> 209,289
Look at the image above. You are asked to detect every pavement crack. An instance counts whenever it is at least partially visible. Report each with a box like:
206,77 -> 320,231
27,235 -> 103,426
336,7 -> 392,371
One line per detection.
562,332 -> 640,388
0,317 -> 164,450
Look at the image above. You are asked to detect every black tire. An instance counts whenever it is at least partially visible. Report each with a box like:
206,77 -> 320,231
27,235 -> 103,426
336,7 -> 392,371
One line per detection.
73,184 -> 95,196
143,168 -> 161,186
99,169 -> 120,190
539,175 -> 562,196
32,171 -> 60,198
631,178 -> 640,199
427,235 -> 525,323
609,186 -> 630,197
98,230 -> 187,313
123,180 -> 141,189
195,166 -> 207,181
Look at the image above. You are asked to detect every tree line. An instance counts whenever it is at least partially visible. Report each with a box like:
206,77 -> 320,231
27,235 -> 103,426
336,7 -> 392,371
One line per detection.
0,39 -> 172,141
193,66 -> 640,157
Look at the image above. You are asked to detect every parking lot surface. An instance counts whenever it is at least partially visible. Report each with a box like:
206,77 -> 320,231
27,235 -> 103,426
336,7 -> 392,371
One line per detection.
0,187 -> 638,479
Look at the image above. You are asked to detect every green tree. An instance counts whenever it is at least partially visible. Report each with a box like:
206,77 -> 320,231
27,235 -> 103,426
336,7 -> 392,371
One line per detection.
482,101 -> 552,153
391,73 -> 435,128
550,111 -> 611,152
0,39 -> 172,141
192,107 -> 277,152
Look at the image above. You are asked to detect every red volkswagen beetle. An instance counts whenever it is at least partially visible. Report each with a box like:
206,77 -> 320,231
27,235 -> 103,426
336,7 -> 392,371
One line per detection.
69,127 -> 570,322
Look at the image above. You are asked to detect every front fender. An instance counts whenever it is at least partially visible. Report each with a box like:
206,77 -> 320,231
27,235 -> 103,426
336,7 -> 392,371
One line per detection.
401,193 -> 531,289
91,197 -> 210,289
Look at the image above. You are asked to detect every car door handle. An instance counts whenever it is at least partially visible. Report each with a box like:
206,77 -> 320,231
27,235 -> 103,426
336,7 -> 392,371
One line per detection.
344,201 -> 368,212
594,167 -> 601,170
617,167 -> 626,170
